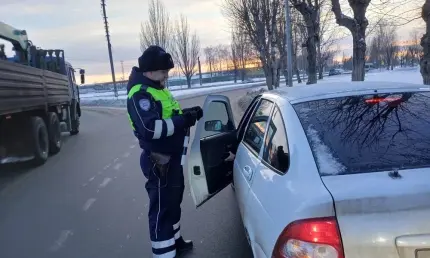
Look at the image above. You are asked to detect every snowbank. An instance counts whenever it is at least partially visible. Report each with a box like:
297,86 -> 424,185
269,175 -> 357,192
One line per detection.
322,67 -> 422,84
81,79 -> 279,107
81,68 -> 423,108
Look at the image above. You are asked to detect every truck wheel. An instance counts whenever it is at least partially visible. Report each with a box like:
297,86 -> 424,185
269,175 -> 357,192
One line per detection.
30,116 -> 49,166
70,116 -> 80,136
47,112 -> 61,154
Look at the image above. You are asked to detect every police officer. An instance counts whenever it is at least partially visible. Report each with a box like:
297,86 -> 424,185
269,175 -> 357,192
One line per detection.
127,45 -> 203,258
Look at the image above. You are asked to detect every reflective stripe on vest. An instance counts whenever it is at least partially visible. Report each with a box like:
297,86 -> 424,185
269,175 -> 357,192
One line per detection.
127,84 -> 182,130
146,87 -> 183,119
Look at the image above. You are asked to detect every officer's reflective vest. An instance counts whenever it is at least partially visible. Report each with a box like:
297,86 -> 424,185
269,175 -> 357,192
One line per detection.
127,84 -> 182,131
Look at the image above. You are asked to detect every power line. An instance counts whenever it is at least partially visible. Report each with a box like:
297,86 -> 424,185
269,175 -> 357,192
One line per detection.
101,0 -> 118,98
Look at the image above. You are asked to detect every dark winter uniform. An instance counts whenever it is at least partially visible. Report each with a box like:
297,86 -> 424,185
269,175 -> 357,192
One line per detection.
126,46 -> 201,258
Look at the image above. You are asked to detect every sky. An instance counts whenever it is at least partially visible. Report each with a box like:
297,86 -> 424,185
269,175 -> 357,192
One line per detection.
1,0 -> 424,84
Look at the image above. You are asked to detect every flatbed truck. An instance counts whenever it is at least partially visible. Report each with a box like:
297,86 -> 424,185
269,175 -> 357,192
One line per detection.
0,21 -> 84,166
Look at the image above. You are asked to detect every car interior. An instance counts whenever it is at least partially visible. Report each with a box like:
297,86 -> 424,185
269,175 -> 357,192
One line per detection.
197,96 -> 262,195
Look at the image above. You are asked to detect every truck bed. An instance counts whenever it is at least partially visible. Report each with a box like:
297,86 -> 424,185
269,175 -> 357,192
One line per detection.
0,59 -> 71,116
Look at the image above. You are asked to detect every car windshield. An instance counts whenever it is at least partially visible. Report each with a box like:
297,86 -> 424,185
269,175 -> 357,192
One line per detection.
293,91 -> 430,175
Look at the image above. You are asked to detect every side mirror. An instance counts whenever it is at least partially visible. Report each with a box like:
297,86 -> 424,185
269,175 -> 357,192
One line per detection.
205,120 -> 223,132
80,69 -> 85,84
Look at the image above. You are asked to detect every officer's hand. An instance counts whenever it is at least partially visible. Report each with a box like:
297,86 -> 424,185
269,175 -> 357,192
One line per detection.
183,106 -> 203,120
224,151 -> 236,162
192,106 -> 203,121
183,110 -> 198,128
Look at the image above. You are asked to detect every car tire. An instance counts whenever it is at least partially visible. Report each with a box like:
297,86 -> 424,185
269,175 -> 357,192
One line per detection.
70,116 -> 80,136
29,116 -> 49,166
47,112 -> 62,155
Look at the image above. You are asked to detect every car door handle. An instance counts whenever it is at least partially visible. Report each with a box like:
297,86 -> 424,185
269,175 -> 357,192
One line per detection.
243,166 -> 253,180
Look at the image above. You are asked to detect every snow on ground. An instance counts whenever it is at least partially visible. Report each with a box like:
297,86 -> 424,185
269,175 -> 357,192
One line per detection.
81,78 -> 267,100
319,67 -> 422,84
81,67 -> 423,107
81,80 -> 274,107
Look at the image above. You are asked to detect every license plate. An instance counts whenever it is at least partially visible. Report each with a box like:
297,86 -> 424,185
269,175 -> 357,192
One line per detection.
416,250 -> 430,258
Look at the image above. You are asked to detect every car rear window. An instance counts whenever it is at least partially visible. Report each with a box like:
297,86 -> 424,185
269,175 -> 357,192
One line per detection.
293,91 -> 430,175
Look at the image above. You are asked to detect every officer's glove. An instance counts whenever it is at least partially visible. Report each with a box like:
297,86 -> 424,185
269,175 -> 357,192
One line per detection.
192,106 -> 203,120
183,110 -> 198,128
183,106 -> 203,120
182,107 -> 194,114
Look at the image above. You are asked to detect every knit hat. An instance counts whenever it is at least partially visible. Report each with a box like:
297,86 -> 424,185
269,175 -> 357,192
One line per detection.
138,45 -> 174,72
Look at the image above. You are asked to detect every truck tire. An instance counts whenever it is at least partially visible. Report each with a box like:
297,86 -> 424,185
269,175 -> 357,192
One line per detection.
47,112 -> 61,154
30,116 -> 49,166
70,116 -> 80,135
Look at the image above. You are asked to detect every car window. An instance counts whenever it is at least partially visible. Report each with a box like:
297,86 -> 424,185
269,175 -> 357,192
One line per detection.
262,107 -> 289,173
293,91 -> 430,175
237,96 -> 261,141
243,99 -> 273,155
67,69 -> 74,85
201,101 -> 234,139
71,68 -> 76,83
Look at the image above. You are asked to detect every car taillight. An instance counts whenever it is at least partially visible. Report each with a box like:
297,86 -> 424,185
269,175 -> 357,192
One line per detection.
272,217 -> 344,258
365,97 -> 401,103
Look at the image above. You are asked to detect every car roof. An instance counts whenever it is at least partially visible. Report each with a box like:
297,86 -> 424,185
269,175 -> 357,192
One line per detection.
264,81 -> 430,103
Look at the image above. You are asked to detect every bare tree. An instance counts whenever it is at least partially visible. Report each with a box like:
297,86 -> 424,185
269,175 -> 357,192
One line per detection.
292,9 -> 305,83
204,46 -> 216,80
397,45 -> 407,67
231,26 -> 253,82
171,15 -> 200,88
317,0 -> 344,79
140,0 -> 172,52
380,23 -> 397,70
331,0 -> 370,81
210,45 -> 230,73
212,46 -> 221,73
223,0 -> 283,90
290,0 -> 320,84
408,30 -> 423,66
366,0 -> 422,30
421,0 -> 430,85
368,21 -> 397,70
330,0 -> 422,81
368,33 -> 382,68
217,45 -> 230,72
230,31 -> 240,83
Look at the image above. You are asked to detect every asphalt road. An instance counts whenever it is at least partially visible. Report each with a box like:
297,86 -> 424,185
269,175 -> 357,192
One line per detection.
0,87 -> 258,258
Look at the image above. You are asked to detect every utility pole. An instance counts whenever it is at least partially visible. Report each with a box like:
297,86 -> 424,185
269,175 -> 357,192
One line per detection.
285,0 -> 293,87
120,60 -> 125,81
198,56 -> 202,86
101,0 -> 118,97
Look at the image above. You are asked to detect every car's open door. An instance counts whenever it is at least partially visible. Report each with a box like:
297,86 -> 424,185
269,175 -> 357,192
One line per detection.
188,95 -> 238,208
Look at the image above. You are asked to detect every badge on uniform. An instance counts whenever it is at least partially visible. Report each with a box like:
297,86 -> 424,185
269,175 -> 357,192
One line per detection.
139,99 -> 151,111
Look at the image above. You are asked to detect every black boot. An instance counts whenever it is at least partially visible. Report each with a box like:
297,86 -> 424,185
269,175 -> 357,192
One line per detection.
175,237 -> 193,256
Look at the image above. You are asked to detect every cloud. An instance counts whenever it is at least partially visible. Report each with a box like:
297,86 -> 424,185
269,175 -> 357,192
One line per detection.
1,0 -> 231,83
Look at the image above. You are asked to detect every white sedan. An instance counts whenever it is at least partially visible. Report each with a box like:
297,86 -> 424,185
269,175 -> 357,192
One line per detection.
187,81 -> 430,258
